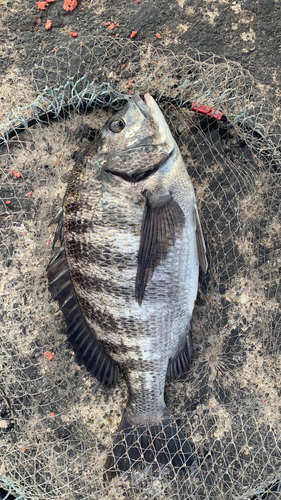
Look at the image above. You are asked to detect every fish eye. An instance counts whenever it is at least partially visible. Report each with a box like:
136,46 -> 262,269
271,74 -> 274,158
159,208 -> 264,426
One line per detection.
108,118 -> 126,133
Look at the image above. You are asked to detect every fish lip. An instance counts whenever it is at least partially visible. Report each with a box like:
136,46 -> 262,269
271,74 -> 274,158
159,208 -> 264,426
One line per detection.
133,94 -> 150,117
105,147 -> 175,183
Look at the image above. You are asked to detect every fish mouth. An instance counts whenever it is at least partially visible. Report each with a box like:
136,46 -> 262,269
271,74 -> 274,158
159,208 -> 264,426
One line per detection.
133,94 -> 150,117
105,147 -> 175,183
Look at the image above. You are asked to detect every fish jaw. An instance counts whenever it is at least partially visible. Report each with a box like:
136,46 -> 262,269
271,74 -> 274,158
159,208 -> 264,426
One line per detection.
98,94 -> 175,182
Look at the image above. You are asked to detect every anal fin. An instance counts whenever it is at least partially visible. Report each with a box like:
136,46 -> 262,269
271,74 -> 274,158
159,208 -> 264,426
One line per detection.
166,332 -> 193,381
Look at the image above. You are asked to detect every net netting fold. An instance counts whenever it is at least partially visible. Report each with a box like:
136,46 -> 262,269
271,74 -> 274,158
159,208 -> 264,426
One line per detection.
0,37 -> 281,500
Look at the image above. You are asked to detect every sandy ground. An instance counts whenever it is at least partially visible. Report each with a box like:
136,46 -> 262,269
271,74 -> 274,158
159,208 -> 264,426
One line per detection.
0,0 -> 280,92
1,2 -> 281,500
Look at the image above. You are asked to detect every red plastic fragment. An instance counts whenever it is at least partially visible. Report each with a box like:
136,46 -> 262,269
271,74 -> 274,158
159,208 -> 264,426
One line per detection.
63,0 -> 77,11
70,31 -> 78,37
36,1 -> 47,9
45,19 -> 52,30
11,169 -> 22,178
156,33 -> 162,39
109,22 -> 115,30
104,21 -> 110,25
130,30 -> 137,38
191,102 -> 223,120
6,200 -> 11,205
27,191 -> 32,197
44,351 -> 55,361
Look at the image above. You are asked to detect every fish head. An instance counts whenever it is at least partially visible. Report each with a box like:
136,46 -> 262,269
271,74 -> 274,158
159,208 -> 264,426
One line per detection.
98,94 -> 176,183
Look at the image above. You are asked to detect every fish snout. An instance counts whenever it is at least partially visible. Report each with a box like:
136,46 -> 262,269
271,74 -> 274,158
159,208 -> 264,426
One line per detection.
133,94 -> 150,117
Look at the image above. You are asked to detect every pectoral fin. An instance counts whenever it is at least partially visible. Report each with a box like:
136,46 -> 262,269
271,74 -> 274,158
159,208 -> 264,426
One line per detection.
135,191 -> 185,305
194,204 -> 208,273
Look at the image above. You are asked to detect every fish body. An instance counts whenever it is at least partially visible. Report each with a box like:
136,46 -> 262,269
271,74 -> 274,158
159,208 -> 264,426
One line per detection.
47,94 -> 207,476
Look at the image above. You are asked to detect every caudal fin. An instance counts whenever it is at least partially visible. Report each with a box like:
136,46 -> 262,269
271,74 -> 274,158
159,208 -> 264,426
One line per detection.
104,411 -> 197,481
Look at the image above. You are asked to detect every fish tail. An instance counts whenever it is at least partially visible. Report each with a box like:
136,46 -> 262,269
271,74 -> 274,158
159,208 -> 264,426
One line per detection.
104,409 -> 197,481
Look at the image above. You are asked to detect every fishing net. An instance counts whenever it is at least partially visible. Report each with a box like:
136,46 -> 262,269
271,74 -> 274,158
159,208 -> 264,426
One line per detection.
1,37 -> 281,500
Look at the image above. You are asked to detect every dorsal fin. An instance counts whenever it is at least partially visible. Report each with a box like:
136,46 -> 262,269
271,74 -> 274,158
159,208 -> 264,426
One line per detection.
47,208 -> 119,389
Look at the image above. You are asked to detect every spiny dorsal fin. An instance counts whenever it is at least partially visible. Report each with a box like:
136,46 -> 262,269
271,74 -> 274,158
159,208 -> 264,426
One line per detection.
135,190 -> 185,305
47,214 -> 119,389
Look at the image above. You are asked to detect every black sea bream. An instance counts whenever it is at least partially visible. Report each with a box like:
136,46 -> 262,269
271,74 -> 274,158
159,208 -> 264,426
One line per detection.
47,94 -> 208,477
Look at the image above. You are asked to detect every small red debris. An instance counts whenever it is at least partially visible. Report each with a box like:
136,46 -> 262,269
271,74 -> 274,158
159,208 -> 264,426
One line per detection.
70,350 -> 75,356
156,33 -> 162,39
262,399 -> 266,403
27,191 -> 32,198
11,169 -> 22,178
44,351 -> 55,361
50,412 -> 55,417
22,447 -> 27,452
45,19 -> 52,30
115,33 -> 119,37
6,200 -> 11,205
169,30 -> 172,33
109,22 -> 115,30
36,1 -> 47,9
104,21 -> 110,26
114,22 -> 119,27
23,230 -> 27,236
191,102 -> 223,121
122,64 -> 126,69
130,30 -> 137,38
81,7 -> 84,9
127,77 -> 134,87
137,0 -> 140,3
63,0 -> 77,11
45,240 -> 51,246
52,46 -> 58,52
70,32 -> 78,37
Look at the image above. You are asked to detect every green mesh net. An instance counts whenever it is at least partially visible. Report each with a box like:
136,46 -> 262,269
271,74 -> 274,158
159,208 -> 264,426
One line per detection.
0,38 -> 281,500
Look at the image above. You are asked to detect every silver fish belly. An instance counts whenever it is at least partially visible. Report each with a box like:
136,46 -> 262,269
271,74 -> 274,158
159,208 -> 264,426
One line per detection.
47,93 -> 207,477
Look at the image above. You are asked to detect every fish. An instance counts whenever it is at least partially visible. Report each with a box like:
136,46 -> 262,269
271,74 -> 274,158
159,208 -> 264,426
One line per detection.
46,93 -> 208,479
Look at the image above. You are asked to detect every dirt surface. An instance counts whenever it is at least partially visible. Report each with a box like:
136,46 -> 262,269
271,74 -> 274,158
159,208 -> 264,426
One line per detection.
0,0 -> 281,98
1,2 -> 281,500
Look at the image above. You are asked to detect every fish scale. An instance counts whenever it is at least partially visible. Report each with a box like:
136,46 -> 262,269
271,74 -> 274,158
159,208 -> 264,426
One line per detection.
47,93 -> 208,479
